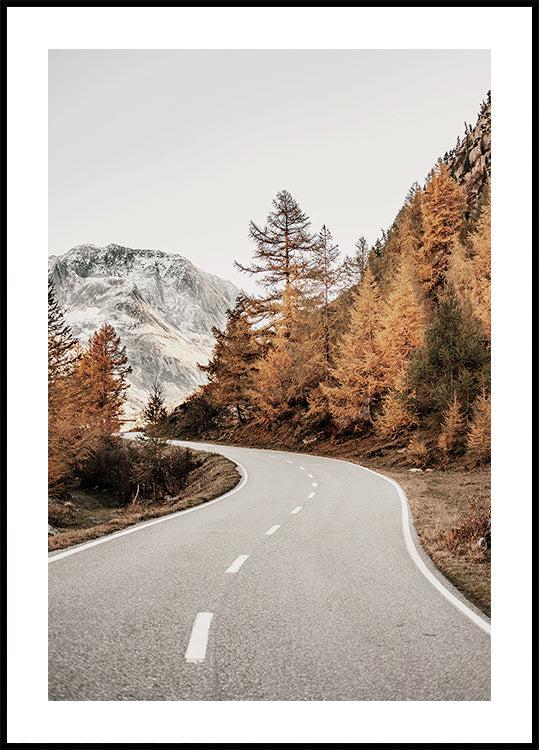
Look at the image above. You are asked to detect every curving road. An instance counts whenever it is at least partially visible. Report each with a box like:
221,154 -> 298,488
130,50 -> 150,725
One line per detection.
48,441 -> 490,701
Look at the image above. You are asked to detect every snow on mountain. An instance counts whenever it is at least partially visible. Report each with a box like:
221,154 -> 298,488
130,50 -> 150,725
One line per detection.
48,243 -> 239,427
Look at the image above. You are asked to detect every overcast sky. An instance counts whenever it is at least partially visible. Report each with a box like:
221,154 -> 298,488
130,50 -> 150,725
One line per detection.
6,5 -> 534,745
49,49 -> 490,293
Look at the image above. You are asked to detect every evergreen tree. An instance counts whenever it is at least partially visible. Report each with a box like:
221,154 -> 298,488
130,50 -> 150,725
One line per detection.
133,380 -> 169,503
78,323 -> 132,436
142,379 -> 168,437
407,284 -> 490,417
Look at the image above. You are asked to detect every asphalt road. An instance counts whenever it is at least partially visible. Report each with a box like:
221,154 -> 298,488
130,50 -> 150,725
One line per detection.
48,441 -> 491,701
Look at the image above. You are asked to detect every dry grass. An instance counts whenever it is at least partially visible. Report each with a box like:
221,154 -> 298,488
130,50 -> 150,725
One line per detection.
48,451 -> 240,552
378,467 -> 491,616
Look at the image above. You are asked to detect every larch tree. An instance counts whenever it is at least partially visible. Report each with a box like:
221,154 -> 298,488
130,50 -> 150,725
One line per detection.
306,225 -> 342,378
234,189 -> 314,332
374,367 -> 418,441
78,323 -> 132,437
437,392 -> 466,455
466,388 -> 491,464
416,159 -> 465,297
447,187 -> 491,342
198,294 -> 262,425
321,266 -> 383,429
248,327 -> 297,426
48,274 -> 92,496
375,256 -> 427,392
341,235 -> 370,289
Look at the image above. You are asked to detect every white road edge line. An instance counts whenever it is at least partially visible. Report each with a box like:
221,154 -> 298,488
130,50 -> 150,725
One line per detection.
185,612 -> 214,663
291,506 -> 302,514
359,465 -> 491,636
225,554 -> 250,573
48,454 -> 249,563
307,491 -> 315,499
265,524 -> 281,536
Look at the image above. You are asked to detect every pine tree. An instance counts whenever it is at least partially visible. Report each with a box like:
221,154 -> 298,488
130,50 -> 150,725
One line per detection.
142,379 -> 168,437
416,159 -> 465,296
321,266 -> 383,428
407,284 -> 490,417
133,380 -> 169,503
78,323 -> 132,436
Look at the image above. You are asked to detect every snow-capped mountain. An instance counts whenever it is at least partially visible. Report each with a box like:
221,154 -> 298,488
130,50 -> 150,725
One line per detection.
48,244 -> 239,426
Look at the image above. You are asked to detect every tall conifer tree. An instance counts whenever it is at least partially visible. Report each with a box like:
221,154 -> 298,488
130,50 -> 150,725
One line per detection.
416,159 -> 464,296
321,266 -> 383,428
78,323 -> 132,436
235,189 -> 314,331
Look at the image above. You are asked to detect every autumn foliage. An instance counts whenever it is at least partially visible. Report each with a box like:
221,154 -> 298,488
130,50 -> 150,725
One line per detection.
178,124 -> 490,467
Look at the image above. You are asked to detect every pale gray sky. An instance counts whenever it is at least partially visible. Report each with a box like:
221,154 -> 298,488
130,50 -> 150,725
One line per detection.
49,49 -> 490,293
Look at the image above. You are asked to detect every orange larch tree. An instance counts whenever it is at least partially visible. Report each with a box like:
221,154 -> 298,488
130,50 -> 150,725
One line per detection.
78,323 -> 132,436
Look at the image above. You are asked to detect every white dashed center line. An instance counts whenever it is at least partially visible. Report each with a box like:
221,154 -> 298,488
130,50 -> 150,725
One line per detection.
291,506 -> 302,514
312,482 -> 318,488
265,524 -> 281,536
225,554 -> 249,573
308,473 -> 314,478
286,460 -> 293,464
307,491 -> 315,499
185,612 -> 213,663
299,466 -> 306,471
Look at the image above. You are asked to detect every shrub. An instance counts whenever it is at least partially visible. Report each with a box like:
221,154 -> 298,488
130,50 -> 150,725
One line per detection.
441,497 -> 491,555
48,501 -> 74,526
161,446 -> 197,496
74,436 -> 138,505
406,436 -> 429,468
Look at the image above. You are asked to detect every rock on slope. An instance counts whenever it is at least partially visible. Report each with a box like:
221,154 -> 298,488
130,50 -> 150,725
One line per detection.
49,244 -> 239,426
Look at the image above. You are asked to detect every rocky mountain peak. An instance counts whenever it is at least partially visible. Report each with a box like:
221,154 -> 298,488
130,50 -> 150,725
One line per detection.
49,244 -> 239,427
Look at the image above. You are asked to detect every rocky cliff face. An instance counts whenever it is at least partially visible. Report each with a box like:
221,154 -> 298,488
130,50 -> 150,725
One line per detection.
49,244 -> 239,426
448,95 -> 491,215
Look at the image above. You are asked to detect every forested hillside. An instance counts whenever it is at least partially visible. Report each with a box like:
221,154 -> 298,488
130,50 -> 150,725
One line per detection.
169,94 -> 491,470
